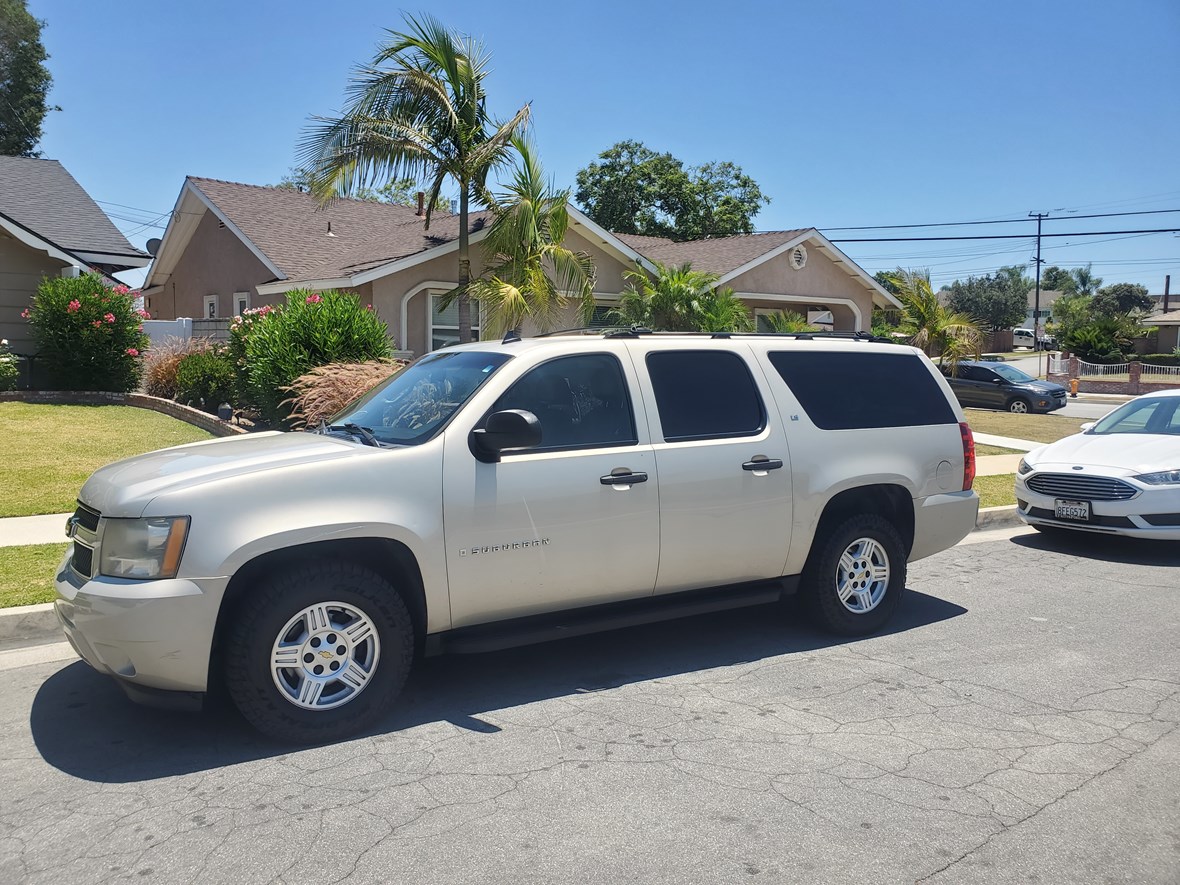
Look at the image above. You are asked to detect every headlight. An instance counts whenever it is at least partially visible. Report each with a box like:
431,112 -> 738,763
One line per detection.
1017,458 -> 1033,475
99,517 -> 190,579
1134,470 -> 1180,486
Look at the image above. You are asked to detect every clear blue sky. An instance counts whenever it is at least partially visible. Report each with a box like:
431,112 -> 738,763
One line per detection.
31,0 -> 1180,292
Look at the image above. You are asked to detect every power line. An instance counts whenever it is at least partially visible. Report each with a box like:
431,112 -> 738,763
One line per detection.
820,207 -> 1180,232
831,227 -> 1180,243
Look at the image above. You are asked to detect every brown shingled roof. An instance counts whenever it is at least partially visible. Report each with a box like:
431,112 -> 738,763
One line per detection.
189,177 -> 489,281
615,229 -> 811,276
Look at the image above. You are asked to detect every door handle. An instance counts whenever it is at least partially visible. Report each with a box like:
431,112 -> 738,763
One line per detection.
601,470 -> 648,485
742,456 -> 783,471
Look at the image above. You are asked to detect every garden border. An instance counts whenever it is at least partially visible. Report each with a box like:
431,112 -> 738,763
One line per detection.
0,390 -> 249,437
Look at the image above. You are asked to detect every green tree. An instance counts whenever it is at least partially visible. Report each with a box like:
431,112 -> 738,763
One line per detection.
300,13 -> 530,343
886,268 -> 982,367
759,309 -> 818,333
0,0 -> 57,157
944,265 -> 1030,332
610,263 -> 752,332
575,140 -> 769,241
460,138 -> 596,336
1046,292 -> 1092,341
873,271 -> 901,296
274,166 -> 446,211
1039,266 -> 1076,294
1070,263 -> 1103,298
1091,282 -> 1153,317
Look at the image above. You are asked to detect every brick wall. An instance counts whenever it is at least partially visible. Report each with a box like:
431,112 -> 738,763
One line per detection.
0,390 -> 248,436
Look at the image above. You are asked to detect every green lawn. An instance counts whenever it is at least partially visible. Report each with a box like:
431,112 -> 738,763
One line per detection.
976,443 -> 1022,456
0,543 -> 68,607
975,473 -> 1017,508
964,409 -> 1088,445
0,403 -> 214,517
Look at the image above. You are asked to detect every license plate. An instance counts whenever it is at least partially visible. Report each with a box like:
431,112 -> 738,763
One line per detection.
1054,499 -> 1090,521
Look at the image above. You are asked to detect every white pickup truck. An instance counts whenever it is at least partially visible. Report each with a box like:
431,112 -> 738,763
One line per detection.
55,332 -> 979,741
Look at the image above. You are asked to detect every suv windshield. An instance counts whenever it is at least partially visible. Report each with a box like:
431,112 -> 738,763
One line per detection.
331,350 -> 512,445
989,364 -> 1034,383
1090,396 -> 1180,436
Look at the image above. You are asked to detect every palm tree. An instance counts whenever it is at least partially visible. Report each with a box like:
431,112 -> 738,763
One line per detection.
1070,263 -> 1103,299
458,137 -> 596,336
300,14 -> 530,343
759,309 -> 818,333
610,263 -> 752,332
886,268 -> 982,369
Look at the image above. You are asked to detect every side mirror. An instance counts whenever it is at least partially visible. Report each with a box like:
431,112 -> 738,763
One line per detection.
1080,422 -> 1094,432
470,409 -> 542,463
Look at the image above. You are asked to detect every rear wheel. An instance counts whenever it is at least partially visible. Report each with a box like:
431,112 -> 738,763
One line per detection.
1007,397 -> 1031,413
224,561 -> 414,743
800,514 -> 907,636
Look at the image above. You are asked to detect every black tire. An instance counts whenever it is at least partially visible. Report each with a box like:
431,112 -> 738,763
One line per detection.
224,560 -> 414,744
1007,397 -> 1031,414
800,514 -> 907,636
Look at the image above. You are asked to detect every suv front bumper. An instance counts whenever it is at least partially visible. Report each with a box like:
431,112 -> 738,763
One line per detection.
53,549 -> 227,696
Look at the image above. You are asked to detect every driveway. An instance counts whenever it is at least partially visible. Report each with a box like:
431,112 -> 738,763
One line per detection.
1,531 -> 1178,884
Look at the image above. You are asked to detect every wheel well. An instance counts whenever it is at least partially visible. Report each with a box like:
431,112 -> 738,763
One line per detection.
209,538 -> 427,690
813,484 -> 915,556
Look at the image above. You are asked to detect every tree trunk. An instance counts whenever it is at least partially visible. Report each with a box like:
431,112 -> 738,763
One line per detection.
457,183 -> 472,343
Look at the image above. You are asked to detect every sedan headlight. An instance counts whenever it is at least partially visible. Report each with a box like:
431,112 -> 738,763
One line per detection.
99,517 -> 190,579
1017,458 -> 1034,475
1133,470 -> 1180,486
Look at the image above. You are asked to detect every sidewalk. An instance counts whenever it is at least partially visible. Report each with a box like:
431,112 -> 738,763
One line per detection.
973,431 -> 1039,453
0,513 -> 71,548
975,453 -> 1023,476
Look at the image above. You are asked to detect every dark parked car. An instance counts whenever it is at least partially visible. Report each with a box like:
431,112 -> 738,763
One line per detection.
940,360 -> 1067,414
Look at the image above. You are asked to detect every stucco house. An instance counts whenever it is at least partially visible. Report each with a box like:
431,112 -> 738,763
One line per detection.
0,157 -> 151,355
142,176 -> 899,355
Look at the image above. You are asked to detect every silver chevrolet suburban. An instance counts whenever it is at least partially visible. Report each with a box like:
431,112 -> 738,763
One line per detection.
54,332 -> 979,741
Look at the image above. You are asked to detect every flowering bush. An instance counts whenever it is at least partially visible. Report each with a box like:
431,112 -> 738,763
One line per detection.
0,339 -> 18,391
175,349 -> 236,412
241,290 -> 392,424
228,304 -> 277,403
25,274 -> 149,391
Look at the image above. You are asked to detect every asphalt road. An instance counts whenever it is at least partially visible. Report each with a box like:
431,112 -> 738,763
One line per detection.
2,530 -> 1178,884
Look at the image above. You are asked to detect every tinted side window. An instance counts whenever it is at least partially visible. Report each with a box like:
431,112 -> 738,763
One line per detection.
768,351 -> 957,429
491,354 -> 637,451
954,366 -> 983,382
646,350 -> 766,441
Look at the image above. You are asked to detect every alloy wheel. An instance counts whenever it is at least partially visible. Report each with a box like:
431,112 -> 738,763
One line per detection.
835,538 -> 890,614
270,601 -> 381,711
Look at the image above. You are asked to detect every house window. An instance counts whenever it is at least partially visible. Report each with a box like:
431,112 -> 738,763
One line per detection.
234,291 -> 250,316
204,295 -> 218,319
430,293 -> 480,350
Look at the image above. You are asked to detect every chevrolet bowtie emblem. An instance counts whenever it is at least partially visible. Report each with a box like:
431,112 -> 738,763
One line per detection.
320,650 -> 332,659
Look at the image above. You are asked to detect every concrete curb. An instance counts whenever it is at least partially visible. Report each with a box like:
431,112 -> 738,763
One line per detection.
976,505 -> 1023,531
0,602 -> 59,644
1,507 -> 1029,648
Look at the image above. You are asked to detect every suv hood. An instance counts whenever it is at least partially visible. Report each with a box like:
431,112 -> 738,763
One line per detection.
1022,380 -> 1066,395
1029,432 -> 1177,474
79,431 -> 367,517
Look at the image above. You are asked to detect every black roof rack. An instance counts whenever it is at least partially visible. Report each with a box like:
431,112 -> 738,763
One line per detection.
531,328 -> 893,343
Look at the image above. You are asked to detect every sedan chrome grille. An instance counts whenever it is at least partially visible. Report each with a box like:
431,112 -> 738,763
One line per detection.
1026,473 -> 1138,501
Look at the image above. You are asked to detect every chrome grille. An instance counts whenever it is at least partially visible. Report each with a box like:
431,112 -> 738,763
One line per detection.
1026,473 -> 1138,501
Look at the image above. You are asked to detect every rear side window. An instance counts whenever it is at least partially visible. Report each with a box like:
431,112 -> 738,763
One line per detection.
768,351 -> 956,429
646,350 -> 766,441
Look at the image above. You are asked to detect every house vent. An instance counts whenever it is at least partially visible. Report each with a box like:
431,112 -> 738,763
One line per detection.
789,245 -> 808,270
218,221 -> 226,230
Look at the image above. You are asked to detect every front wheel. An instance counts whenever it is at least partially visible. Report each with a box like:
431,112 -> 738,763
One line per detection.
1007,397 -> 1031,413
224,561 -> 414,743
800,514 -> 907,636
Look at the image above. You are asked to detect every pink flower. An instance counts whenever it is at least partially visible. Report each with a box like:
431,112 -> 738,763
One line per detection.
112,285 -> 129,295
91,320 -> 102,328
67,299 -> 81,313
104,313 -> 116,324
136,309 -> 151,319
305,293 -> 323,304
138,324 -> 144,331
125,348 -> 139,357
365,304 -> 373,311
20,308 -> 31,319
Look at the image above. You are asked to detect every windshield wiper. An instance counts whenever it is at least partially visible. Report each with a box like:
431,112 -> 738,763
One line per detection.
321,422 -> 383,447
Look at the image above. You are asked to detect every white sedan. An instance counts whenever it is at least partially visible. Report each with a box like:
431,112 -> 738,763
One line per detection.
1016,390 -> 1180,540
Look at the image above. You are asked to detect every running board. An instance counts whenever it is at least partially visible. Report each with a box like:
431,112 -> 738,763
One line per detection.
426,577 -> 798,656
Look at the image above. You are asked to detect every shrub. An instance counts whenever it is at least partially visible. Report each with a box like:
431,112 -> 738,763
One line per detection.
243,290 -> 392,424
228,304 -> 277,404
25,274 -> 149,391
143,336 -> 218,399
0,339 -> 17,391
282,359 -> 408,429
1128,353 -> 1180,367
174,350 -> 236,412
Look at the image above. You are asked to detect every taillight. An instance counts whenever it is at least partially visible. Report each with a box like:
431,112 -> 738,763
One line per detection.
960,422 -> 975,490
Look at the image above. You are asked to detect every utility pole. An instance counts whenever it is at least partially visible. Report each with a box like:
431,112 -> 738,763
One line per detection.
1029,212 -> 1049,378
